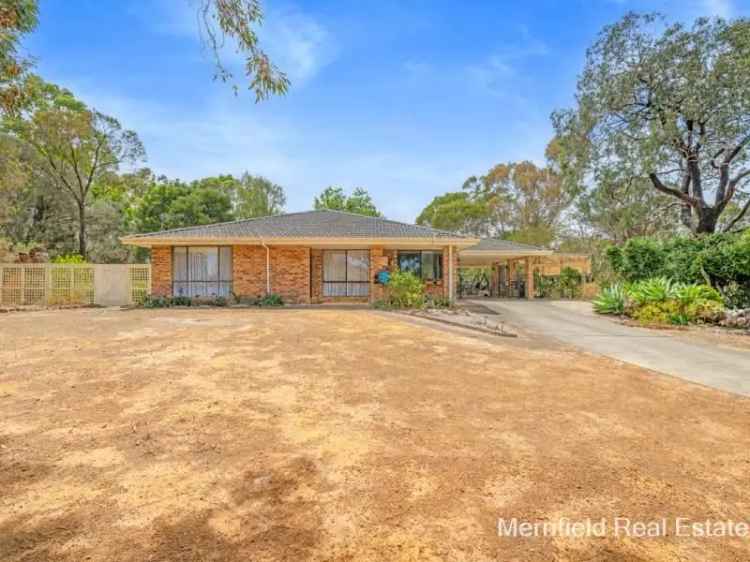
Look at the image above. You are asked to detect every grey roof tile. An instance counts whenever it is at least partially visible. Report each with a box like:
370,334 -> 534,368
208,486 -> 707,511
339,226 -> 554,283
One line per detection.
126,210 -> 470,240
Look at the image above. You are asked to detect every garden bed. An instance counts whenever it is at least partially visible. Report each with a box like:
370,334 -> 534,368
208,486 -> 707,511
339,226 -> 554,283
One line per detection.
399,307 -> 517,337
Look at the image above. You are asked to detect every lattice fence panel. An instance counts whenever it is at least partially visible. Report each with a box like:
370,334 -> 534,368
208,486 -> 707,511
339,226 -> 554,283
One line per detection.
47,265 -> 95,305
128,265 -> 151,304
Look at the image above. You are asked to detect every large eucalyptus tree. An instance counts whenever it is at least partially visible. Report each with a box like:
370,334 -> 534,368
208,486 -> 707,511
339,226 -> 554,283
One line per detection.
555,13 -> 750,233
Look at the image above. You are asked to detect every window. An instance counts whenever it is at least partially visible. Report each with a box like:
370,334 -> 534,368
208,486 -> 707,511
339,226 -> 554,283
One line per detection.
323,250 -> 369,297
172,247 -> 232,297
398,251 -> 443,281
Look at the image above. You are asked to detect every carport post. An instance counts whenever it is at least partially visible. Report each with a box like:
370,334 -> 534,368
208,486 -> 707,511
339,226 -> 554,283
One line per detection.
448,245 -> 454,303
525,256 -> 534,300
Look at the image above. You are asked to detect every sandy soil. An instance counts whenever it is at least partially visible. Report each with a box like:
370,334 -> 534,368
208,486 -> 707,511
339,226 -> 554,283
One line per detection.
1,308 -> 749,561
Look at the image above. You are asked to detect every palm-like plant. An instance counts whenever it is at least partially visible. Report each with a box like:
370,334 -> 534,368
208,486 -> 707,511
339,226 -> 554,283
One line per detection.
593,284 -> 626,315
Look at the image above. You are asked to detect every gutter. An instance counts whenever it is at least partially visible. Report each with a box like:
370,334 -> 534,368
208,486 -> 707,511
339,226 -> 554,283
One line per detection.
260,237 -> 271,295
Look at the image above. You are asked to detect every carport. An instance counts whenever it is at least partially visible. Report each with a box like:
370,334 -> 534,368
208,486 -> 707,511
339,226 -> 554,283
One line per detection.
458,239 -> 552,299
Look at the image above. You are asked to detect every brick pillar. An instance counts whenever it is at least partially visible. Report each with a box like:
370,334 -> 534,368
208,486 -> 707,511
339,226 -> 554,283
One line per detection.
150,246 -> 172,297
370,246 -> 388,303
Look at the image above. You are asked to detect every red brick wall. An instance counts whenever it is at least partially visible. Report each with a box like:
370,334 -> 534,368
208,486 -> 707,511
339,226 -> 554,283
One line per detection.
232,245 -> 266,297
150,246 -> 172,296
310,249 -> 323,302
148,244 -> 457,303
270,246 -> 310,304
231,245 -> 310,304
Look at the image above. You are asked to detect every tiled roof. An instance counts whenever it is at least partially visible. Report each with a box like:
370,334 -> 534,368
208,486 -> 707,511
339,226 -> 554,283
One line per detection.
462,238 -> 547,252
124,210 -> 470,240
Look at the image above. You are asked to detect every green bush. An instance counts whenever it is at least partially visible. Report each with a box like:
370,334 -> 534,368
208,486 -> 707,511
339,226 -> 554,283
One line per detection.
259,293 -> 284,307
171,295 -> 193,306
626,277 -> 679,306
605,232 -> 750,308
632,301 -> 680,325
143,295 -> 172,308
426,295 -> 451,309
593,284 -> 626,315
593,279 -> 726,325
387,271 -> 425,308
51,253 -> 86,264
559,266 -> 583,298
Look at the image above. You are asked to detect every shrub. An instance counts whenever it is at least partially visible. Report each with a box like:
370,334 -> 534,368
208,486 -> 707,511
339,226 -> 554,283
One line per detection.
632,301 -> 680,325
171,295 -> 193,306
593,284 -> 626,315
51,253 -> 86,264
605,232 -> 750,308
674,284 -> 723,307
426,295 -> 451,309
259,293 -> 284,307
684,299 -> 725,323
386,271 -> 425,308
143,295 -> 171,308
627,277 -> 678,306
559,266 -> 583,298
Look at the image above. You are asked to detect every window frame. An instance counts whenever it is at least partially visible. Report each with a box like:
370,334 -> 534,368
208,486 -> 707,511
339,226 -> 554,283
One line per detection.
171,246 -> 233,297
322,249 -> 370,297
397,250 -> 443,282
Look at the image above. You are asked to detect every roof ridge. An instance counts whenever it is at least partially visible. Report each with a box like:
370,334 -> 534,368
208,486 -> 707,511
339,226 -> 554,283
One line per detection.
313,208 -> 469,238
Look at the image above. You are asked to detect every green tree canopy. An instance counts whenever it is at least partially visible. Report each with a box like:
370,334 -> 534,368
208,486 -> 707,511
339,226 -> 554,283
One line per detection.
234,173 -> 286,218
313,186 -> 381,217
3,78 -> 145,258
554,13 -> 750,234
415,192 -> 490,235
0,0 -> 38,114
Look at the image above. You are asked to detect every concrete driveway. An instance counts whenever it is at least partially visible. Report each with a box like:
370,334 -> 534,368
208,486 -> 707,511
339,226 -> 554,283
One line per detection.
471,299 -> 750,397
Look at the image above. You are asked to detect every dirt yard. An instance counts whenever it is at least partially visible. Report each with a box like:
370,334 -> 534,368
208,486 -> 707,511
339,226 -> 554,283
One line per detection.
1,308 -> 749,561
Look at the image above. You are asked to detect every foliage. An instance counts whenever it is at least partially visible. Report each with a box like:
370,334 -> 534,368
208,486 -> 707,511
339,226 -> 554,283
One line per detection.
386,271 -> 425,308
574,171 -> 679,242
631,301 -> 682,326
3,78 -> 145,258
142,295 -> 234,308
594,278 -> 726,325
0,0 -> 38,115
259,293 -> 284,306
197,0 -> 289,101
416,192 -> 490,235
462,151 -> 576,244
51,253 -> 85,264
234,173 -> 286,218
593,284 -> 627,315
554,13 -> 750,234
313,186 -> 381,217
605,232 -> 750,307
626,277 -> 679,307
426,295 -> 451,309
558,266 -> 583,298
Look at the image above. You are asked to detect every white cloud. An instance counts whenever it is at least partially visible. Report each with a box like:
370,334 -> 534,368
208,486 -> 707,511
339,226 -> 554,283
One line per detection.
466,28 -> 549,92
139,1 -> 336,86
700,0 -> 734,18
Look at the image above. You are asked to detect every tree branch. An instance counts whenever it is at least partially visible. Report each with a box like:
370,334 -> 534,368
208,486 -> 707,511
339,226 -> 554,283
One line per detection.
649,173 -> 698,206
723,197 -> 750,232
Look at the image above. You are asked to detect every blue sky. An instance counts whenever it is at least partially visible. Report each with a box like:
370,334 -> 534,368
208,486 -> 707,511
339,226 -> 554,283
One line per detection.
27,0 -> 749,221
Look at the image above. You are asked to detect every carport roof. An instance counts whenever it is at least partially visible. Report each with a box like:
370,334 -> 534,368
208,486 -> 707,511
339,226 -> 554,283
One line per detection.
459,238 -> 553,265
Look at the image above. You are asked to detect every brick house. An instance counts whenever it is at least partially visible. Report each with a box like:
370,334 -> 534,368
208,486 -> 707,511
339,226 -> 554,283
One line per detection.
121,210 -> 481,304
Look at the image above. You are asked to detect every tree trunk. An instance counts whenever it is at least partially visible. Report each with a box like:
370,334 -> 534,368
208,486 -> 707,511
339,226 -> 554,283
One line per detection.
78,203 -> 87,259
695,207 -> 718,234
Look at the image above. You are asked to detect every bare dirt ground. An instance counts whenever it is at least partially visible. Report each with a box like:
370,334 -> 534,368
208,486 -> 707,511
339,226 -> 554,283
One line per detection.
1,308 -> 749,562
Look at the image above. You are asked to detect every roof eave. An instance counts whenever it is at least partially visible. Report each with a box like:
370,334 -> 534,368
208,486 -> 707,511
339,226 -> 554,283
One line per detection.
120,235 -> 480,249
